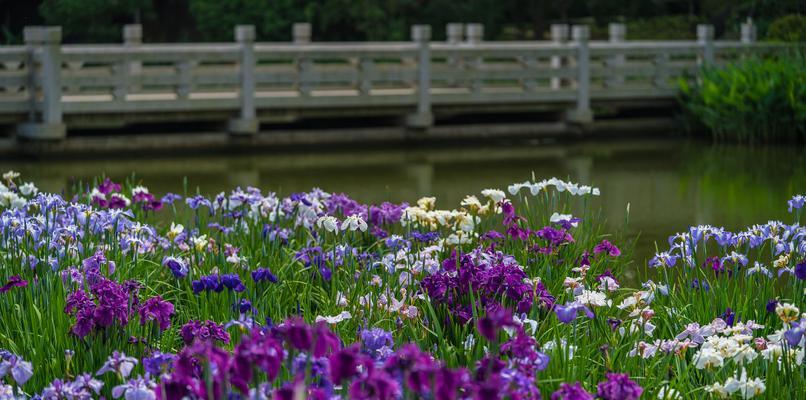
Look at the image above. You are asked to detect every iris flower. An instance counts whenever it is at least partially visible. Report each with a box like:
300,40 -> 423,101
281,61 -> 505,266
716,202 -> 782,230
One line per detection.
0,276 -> 27,293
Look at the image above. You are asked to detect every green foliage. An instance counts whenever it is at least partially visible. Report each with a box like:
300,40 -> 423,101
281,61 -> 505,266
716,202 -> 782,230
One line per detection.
39,0 -> 152,43
188,0 -> 305,41
8,0 -> 797,43
624,15 -> 703,40
678,53 -> 806,143
766,14 -> 806,42
589,15 -> 704,40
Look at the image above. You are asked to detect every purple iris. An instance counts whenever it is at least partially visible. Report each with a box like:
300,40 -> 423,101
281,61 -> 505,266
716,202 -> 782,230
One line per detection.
361,327 -> 393,358
369,201 -> 407,225
97,178 -> 121,195
221,274 -> 246,292
235,299 -> 254,314
552,382 -> 594,400
607,318 -> 622,331
593,240 -> 621,257
720,308 -> 736,327
251,267 -> 278,284
185,195 -> 212,210
795,260 -> 806,280
160,193 -> 182,205
138,295 -> 175,331
162,256 -> 188,279
788,194 -> 805,213
554,302 -> 594,324
784,317 -> 805,346
0,275 -> 28,293
142,351 -> 176,375
410,231 -> 440,243
179,320 -> 230,345
690,279 -> 710,291
476,306 -> 515,341
596,373 -> 643,400
384,235 -> 410,251
329,345 -> 363,383
480,230 -> 506,242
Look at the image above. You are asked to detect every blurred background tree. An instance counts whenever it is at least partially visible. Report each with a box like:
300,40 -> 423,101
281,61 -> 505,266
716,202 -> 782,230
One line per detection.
0,0 -> 801,44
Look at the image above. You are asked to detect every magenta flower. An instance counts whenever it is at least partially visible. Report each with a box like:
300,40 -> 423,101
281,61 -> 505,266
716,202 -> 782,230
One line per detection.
180,320 -> 230,345
552,382 -> 594,400
593,240 -> 621,257
0,275 -> 28,293
97,178 -> 121,194
139,296 -> 175,331
476,306 -> 515,341
230,328 -> 284,392
157,340 -> 231,400
279,317 -> 313,351
349,365 -> 401,400
63,277 -> 135,338
329,344 -> 364,383
596,373 -> 643,400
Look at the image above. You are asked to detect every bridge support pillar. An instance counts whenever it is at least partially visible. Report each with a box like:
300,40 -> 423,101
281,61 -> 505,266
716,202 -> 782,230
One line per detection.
406,25 -> 433,130
229,25 -> 259,136
17,26 -> 66,141
566,25 -> 592,126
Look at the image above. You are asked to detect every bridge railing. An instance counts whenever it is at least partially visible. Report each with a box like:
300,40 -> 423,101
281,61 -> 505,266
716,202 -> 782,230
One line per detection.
0,21 -> 792,140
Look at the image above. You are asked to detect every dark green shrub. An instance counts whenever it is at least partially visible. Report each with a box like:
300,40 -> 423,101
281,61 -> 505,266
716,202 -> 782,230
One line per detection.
679,53 -> 806,143
766,14 -> 806,42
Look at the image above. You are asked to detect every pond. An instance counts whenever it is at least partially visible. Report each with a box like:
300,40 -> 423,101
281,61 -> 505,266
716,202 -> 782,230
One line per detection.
4,137 -> 805,277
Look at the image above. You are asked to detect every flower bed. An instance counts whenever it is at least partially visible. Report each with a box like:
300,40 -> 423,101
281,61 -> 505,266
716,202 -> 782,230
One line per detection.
0,171 -> 803,399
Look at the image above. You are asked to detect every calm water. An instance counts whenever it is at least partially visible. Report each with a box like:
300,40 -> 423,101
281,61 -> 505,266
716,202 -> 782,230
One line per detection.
4,138 -> 805,276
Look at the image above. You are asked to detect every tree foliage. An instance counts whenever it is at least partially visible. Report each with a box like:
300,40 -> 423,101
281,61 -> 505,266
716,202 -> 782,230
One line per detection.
39,0 -> 153,42
0,0 -> 799,43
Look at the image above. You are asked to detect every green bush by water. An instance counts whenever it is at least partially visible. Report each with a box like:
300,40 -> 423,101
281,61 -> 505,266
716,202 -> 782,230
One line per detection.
767,14 -> 806,42
679,53 -> 806,143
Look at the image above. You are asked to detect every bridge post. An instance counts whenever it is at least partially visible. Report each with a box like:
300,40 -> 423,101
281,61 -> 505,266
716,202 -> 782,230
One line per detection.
607,23 -> 626,88
17,26 -> 66,140
550,24 -> 569,90
465,24 -> 483,93
228,25 -> 258,136
566,25 -> 592,125
446,23 -> 464,44
123,24 -> 142,93
465,23 -> 484,44
294,24 -> 313,96
293,23 -> 312,44
406,25 -> 433,130
445,23 -> 464,87
697,24 -> 714,67
741,20 -> 756,44
740,20 -> 756,60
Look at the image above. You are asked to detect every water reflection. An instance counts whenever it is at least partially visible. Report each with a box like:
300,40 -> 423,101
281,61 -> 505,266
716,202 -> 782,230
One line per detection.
4,138 -> 805,268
